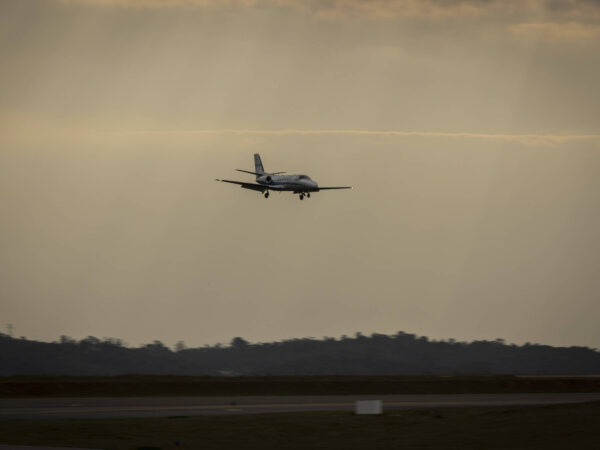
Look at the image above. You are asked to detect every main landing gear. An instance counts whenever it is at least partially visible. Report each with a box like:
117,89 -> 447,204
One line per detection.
299,192 -> 310,200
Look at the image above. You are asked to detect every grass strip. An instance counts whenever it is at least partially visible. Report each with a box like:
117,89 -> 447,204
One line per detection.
2,375 -> 600,398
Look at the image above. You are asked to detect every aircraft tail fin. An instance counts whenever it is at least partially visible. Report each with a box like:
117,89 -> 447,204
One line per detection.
254,153 -> 265,175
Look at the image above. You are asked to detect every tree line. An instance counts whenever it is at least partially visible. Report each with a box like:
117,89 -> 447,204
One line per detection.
1,332 -> 598,376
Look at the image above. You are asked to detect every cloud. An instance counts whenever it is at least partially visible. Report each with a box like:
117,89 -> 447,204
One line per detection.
54,1 -> 600,42
509,21 -> 600,42
107,129 -> 600,146
305,0 -> 491,20
56,0 -> 600,18
58,0 -> 492,16
58,0 -> 264,7
3,109 -> 598,147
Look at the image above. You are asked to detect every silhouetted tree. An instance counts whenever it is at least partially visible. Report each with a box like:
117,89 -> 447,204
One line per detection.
60,335 -> 76,344
1,332 -> 599,376
231,337 -> 249,349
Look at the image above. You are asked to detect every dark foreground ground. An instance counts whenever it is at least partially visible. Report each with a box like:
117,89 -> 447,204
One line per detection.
1,401 -> 599,450
2,375 -> 600,397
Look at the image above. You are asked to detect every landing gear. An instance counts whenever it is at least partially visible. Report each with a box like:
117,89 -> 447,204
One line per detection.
299,194 -> 304,200
307,193 -> 311,198
264,191 -> 270,199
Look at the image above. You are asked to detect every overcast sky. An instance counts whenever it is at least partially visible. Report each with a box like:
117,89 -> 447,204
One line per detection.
1,0 -> 599,348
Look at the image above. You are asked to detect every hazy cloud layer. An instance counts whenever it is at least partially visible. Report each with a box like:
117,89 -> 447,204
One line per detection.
58,0 -> 600,19
52,0 -> 600,45
112,129 -> 600,146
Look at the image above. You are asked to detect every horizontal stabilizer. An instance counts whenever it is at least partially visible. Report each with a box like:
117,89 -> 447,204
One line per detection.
236,169 -> 285,176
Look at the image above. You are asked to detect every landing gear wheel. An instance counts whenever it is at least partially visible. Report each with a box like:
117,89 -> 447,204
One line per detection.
299,194 -> 304,200
264,192 -> 270,199
307,193 -> 311,198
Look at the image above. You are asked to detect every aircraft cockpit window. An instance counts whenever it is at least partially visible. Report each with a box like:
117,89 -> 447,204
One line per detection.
299,175 -> 310,180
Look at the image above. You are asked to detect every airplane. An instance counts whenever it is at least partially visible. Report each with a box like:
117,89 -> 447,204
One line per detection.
217,154 -> 352,200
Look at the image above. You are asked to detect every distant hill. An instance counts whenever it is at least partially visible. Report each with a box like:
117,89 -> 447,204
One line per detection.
1,332 -> 599,376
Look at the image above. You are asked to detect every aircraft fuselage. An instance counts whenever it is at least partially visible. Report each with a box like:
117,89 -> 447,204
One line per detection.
256,174 -> 318,193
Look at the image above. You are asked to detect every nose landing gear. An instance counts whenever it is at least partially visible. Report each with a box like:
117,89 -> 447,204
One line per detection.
264,191 -> 270,199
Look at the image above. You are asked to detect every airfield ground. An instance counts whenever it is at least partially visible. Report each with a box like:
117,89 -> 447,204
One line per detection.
1,401 -> 600,449
1,376 -> 599,449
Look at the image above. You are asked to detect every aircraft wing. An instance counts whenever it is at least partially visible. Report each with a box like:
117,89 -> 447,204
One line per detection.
317,186 -> 352,191
217,179 -> 267,192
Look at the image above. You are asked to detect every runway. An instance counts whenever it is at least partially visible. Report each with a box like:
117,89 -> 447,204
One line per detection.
2,393 -> 600,420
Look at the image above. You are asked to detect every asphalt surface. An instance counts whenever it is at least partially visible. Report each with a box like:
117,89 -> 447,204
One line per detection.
2,393 -> 600,420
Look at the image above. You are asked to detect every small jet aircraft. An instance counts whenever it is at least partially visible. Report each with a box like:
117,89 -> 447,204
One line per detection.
217,154 -> 352,200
